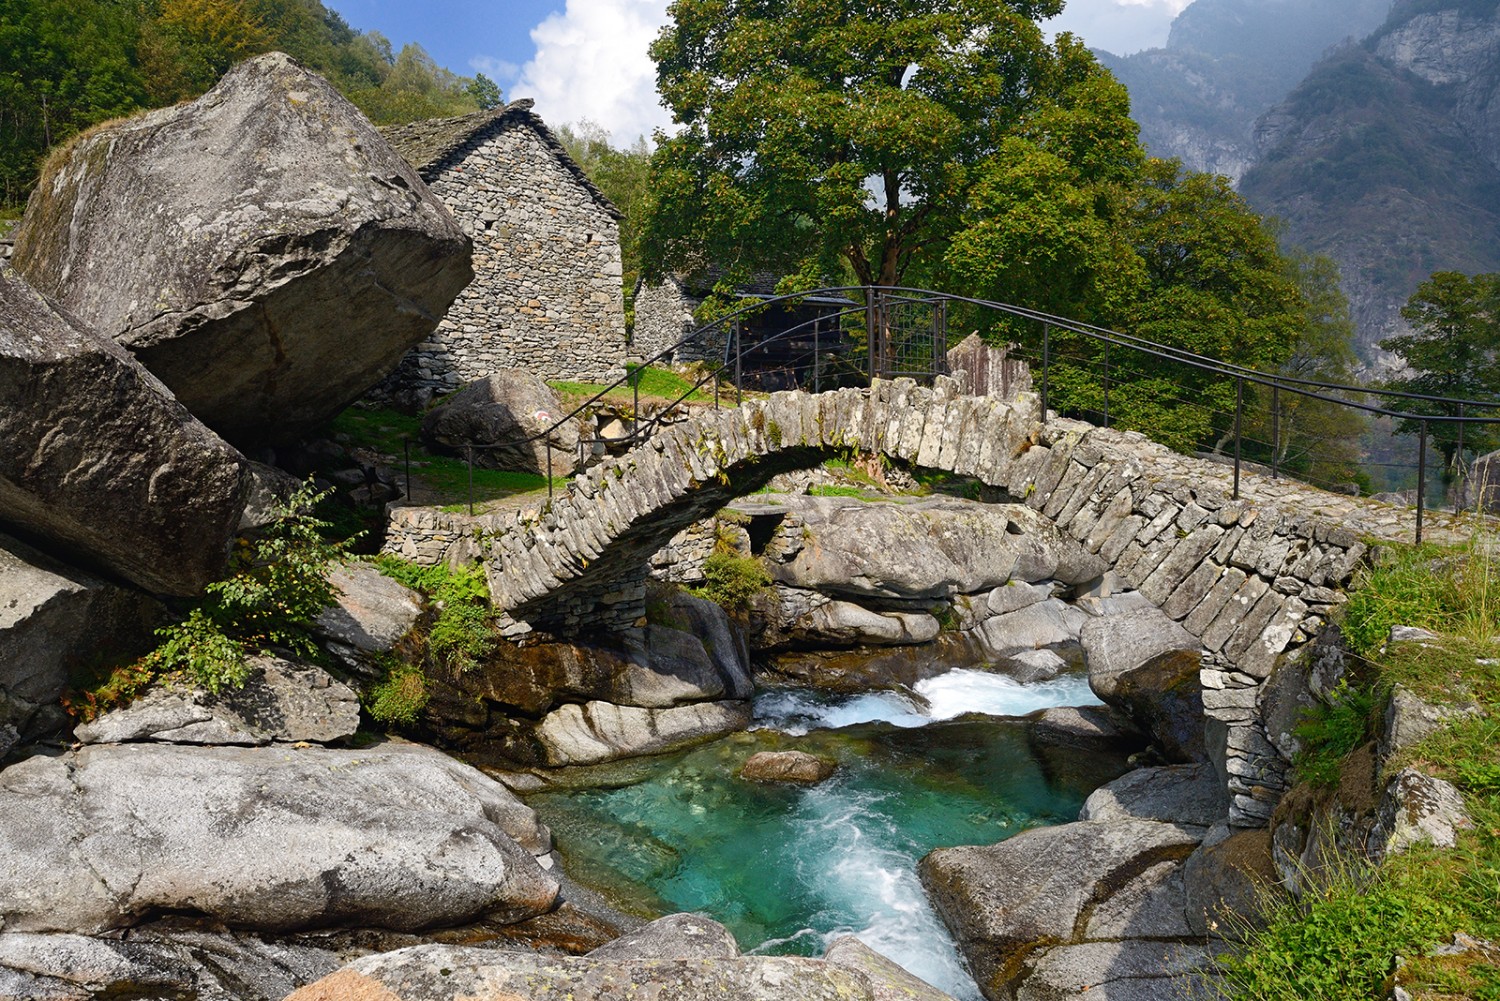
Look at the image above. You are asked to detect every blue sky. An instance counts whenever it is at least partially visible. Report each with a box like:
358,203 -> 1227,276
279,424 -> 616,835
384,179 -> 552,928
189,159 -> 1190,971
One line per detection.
325,0 -> 1189,145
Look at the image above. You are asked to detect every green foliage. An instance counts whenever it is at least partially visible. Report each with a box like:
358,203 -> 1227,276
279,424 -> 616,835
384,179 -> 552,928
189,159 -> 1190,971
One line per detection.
145,479 -> 351,693
690,552 -> 771,612
1340,543 -> 1499,656
1292,680 -> 1376,786
641,0 -> 1077,290
372,556 -> 495,674
1382,271 -> 1500,478
548,365 -> 709,406
0,0 -> 491,209
367,662 -> 429,725
1215,852 -> 1463,1001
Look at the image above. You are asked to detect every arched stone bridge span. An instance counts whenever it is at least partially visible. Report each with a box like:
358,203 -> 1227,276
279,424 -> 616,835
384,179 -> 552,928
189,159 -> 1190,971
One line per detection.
481,376 -> 1409,826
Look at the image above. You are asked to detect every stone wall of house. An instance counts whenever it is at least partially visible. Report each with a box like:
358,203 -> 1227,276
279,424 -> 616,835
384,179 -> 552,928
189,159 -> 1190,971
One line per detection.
632,279 -> 726,365
378,122 -> 627,402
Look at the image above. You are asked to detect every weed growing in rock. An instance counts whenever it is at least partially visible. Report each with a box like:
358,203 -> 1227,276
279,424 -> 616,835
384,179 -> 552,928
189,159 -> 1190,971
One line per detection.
367,662 -> 430,725
372,556 -> 496,674
1292,680 -> 1377,786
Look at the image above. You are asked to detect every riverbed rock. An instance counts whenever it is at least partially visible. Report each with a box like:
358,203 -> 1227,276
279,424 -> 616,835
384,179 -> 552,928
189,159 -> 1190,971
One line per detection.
534,700 -> 753,766
791,601 -> 941,647
421,370 -> 580,477
0,533 -> 162,740
1082,605 -> 1199,701
0,741 -> 556,935
587,913 -> 739,960
762,632 -> 994,692
740,750 -> 837,784
1013,940 -> 1221,1001
11,53 -> 471,444
0,265 -> 249,596
72,655 -> 360,746
0,928 -> 341,1001
1028,705 -> 1146,751
771,498 -> 1102,600
920,820 -> 1201,1000
1181,826 -> 1279,939
312,562 -> 424,676
1079,763 -> 1227,829
288,947 -> 889,1001
823,936 -> 957,1001
972,598 -> 1088,662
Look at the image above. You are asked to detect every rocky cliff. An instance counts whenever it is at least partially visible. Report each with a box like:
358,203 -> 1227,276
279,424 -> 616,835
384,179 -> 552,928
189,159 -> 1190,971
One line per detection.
1239,0 -> 1500,367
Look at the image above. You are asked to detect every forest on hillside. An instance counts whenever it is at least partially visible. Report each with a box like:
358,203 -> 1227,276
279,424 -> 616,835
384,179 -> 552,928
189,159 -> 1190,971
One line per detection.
0,0 -> 502,208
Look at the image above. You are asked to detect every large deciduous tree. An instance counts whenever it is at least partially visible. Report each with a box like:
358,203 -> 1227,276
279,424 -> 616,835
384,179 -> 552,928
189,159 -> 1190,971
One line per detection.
641,0 -> 1075,289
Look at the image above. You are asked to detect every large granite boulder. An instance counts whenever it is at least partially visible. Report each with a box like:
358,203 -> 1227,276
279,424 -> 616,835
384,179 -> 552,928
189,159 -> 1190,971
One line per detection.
311,562 -> 424,676
772,498 -> 1104,600
286,946 -> 940,1001
587,913 -> 740,961
920,820 -> 1202,1000
533,699 -> 753,767
0,533 -> 162,741
421,370 -> 581,477
11,52 -> 472,444
0,742 -> 557,935
0,266 -> 249,596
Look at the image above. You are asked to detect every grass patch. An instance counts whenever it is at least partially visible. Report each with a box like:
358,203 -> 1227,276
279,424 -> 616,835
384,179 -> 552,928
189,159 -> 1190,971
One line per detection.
330,405 -> 562,508
808,484 -> 869,498
1342,541 -> 1500,657
549,364 -> 712,407
372,556 -> 496,675
1292,680 -> 1379,786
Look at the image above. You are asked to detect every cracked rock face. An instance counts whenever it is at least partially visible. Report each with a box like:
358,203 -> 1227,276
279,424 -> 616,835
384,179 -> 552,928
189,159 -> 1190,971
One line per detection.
12,52 -> 472,445
0,742 -> 557,935
0,267 -> 249,596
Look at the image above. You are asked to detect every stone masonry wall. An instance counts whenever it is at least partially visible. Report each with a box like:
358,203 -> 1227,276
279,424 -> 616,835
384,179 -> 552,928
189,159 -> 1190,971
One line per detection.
379,121 -> 627,399
631,278 -> 726,365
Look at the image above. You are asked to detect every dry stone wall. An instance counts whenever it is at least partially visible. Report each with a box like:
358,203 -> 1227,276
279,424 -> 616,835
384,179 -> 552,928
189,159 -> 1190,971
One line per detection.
378,119 -> 627,400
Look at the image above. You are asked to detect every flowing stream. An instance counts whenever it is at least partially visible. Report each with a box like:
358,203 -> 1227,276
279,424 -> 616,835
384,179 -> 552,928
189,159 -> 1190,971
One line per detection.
527,667 -> 1125,1000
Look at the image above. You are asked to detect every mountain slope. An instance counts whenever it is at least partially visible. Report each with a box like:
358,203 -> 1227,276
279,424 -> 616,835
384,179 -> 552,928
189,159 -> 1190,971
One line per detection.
1239,0 -> 1500,365
1099,0 -> 1393,178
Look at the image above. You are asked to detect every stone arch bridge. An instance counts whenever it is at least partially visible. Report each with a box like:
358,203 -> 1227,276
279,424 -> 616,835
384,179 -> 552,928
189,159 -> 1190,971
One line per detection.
476,377 -> 1432,825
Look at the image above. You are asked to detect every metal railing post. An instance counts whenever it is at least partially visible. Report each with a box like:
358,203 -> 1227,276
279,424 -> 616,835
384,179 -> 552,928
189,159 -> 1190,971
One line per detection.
403,438 -> 411,500
466,445 -> 474,516
814,319 -> 821,394
1271,382 -> 1280,481
1041,322 -> 1051,424
713,369 -> 720,410
1102,338 -> 1110,428
734,321 -> 743,407
1457,403 -> 1465,478
1233,377 -> 1244,500
1417,419 -> 1428,545
866,287 -> 878,383
546,438 -> 554,500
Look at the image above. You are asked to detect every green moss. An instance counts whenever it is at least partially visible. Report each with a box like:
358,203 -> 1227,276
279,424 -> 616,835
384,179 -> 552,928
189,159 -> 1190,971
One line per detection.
688,552 -> 771,612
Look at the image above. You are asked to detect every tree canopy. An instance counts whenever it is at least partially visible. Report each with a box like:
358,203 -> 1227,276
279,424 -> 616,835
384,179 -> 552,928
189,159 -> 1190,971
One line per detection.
1382,270 -> 1500,476
0,0 -> 496,209
641,0 -> 1076,290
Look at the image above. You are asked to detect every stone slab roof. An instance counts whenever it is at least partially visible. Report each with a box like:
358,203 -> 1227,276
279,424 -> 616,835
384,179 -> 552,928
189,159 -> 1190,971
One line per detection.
380,99 -> 622,220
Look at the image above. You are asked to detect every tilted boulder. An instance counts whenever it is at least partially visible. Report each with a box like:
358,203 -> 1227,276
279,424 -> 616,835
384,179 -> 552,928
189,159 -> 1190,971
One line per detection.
11,52 -> 472,444
0,266 -> 248,596
421,370 -> 581,477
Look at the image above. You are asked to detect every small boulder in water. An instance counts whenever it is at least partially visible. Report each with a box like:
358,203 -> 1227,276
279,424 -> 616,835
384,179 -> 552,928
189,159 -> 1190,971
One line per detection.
739,750 -> 836,785
588,912 -> 740,960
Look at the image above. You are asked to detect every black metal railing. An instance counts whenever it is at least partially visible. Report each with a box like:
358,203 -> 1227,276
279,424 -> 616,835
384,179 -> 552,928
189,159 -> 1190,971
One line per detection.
408,286 -> 1500,544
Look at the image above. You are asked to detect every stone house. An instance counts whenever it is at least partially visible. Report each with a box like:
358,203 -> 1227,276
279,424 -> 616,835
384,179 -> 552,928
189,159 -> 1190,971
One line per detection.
633,270 -> 856,390
376,99 -> 627,401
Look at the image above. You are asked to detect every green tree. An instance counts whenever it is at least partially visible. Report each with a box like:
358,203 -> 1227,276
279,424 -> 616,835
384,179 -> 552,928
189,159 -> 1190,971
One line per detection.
466,71 -> 502,110
1382,270 -> 1500,478
641,0 -> 1075,291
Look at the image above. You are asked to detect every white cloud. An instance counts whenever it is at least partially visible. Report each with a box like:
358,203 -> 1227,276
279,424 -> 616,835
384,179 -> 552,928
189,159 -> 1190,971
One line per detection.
514,0 -> 674,147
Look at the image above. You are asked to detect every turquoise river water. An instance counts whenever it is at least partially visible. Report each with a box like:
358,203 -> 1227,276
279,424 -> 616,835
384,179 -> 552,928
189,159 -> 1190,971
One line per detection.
528,668 -> 1129,1000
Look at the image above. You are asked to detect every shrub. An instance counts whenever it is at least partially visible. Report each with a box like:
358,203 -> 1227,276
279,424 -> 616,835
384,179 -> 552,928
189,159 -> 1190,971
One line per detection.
692,552 -> 771,611
140,479 -> 352,696
372,556 -> 495,674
